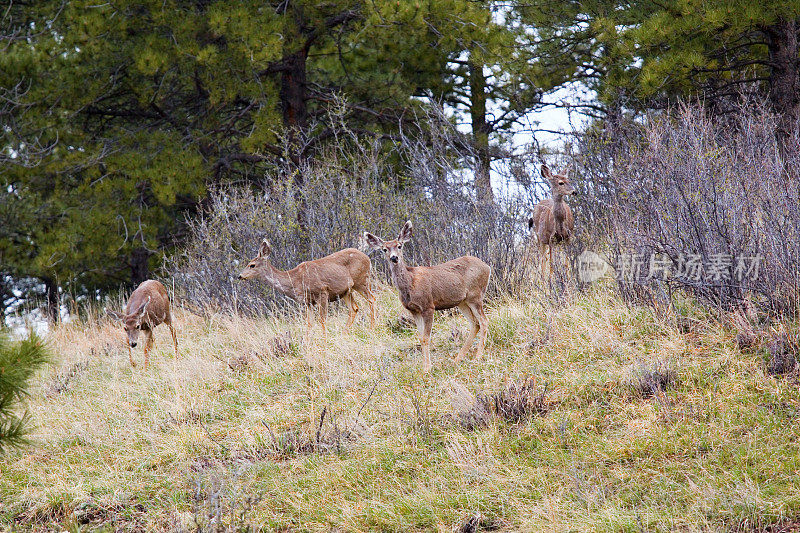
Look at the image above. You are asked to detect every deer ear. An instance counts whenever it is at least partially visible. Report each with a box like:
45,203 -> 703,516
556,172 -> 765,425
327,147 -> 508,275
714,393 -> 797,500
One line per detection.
106,310 -> 124,322
398,220 -> 413,243
134,296 -> 151,319
562,166 -> 570,179
364,232 -> 383,250
541,164 -> 552,180
258,239 -> 271,257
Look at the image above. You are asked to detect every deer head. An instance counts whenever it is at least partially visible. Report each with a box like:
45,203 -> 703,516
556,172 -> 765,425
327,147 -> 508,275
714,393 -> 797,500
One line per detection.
364,221 -> 413,264
542,164 -> 575,199
108,296 -> 151,348
238,239 -> 272,280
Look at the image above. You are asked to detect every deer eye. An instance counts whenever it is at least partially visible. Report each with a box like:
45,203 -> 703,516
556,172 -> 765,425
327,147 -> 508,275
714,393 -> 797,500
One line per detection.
382,247 -> 388,252
559,181 -> 564,185
249,264 -> 254,268
398,243 -> 403,249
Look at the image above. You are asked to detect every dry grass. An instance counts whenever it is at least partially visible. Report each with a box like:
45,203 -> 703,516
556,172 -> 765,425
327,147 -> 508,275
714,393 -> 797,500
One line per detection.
2,283 -> 800,531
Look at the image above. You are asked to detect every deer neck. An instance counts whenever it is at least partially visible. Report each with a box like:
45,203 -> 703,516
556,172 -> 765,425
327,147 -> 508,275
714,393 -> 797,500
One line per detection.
552,192 -> 567,220
389,257 -> 414,306
551,193 -> 570,237
259,259 -> 300,300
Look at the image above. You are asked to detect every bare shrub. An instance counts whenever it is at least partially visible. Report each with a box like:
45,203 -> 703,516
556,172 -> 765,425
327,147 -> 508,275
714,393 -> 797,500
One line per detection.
575,101 -> 800,317
479,377 -> 549,424
627,360 -> 677,399
255,407 -> 359,460
730,310 -> 760,352
166,107 -> 533,316
453,512 -> 506,533
766,333 -> 798,377
445,380 -> 492,430
447,377 -> 549,429
266,331 -> 296,358
46,360 -> 88,397
189,467 -> 261,533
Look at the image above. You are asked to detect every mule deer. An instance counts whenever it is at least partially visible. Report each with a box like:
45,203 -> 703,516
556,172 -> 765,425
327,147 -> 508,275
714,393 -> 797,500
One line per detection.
365,221 -> 491,372
107,279 -> 178,369
237,240 -> 376,333
528,164 -> 575,278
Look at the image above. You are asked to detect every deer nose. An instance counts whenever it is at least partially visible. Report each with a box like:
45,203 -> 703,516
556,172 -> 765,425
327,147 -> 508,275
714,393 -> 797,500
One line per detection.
130,341 -> 137,348
237,275 -> 243,280
390,256 -> 399,264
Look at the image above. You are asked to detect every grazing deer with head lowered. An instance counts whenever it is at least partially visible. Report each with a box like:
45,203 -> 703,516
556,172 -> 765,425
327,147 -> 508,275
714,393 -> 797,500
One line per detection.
528,164 -> 576,279
237,240 -> 376,334
365,221 -> 491,373
107,279 -> 178,369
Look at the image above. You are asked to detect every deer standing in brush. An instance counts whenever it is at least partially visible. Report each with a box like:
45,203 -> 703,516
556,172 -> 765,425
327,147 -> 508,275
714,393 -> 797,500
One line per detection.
237,240 -> 376,334
107,279 -> 178,369
365,221 -> 491,372
529,164 -> 576,279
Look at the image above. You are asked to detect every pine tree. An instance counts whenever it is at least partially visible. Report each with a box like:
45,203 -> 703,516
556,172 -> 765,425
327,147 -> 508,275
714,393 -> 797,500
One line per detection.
0,333 -> 50,454
2,0 -> 481,301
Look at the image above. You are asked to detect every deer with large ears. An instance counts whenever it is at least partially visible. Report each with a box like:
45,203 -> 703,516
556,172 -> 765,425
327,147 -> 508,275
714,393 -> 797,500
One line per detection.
237,239 -> 376,334
364,221 -> 491,373
107,279 -> 178,369
528,164 -> 576,279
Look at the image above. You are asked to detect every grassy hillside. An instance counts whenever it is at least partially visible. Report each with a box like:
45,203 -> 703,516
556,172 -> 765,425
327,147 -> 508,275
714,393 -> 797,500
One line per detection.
1,282 -> 799,532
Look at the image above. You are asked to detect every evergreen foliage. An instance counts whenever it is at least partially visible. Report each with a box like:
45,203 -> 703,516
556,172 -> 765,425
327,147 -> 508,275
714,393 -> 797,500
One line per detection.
0,333 -> 50,454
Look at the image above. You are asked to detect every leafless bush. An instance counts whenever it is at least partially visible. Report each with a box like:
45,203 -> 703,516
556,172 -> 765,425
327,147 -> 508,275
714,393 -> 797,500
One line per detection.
446,380 -> 492,430
46,360 -> 88,397
167,107 -> 534,315
266,331 -> 297,358
480,377 -> 549,424
766,333 -> 798,377
447,377 -> 549,429
627,360 -> 677,399
575,101 -> 800,317
453,513 -> 506,533
189,467 -> 260,533
255,407 -> 359,460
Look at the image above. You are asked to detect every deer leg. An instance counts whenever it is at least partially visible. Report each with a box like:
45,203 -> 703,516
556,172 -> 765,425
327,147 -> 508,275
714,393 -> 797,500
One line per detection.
455,302 -> 478,362
318,294 -> 328,337
411,312 -> 430,372
344,291 -> 358,331
165,312 -> 178,357
305,302 -> 314,335
169,323 -> 178,357
539,242 -> 548,280
143,330 -> 154,369
414,309 -> 434,373
358,284 -> 377,329
469,300 -> 489,360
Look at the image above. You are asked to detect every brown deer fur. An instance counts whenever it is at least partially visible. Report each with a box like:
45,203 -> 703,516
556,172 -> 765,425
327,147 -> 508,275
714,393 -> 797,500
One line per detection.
107,279 -> 178,369
237,240 -> 376,333
365,221 -> 491,372
528,164 -> 575,278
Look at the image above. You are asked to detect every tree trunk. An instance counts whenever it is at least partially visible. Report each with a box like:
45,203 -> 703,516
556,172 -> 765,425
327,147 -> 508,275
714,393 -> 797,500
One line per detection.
130,247 -> 150,286
469,59 -> 493,205
764,18 -> 800,157
42,275 -> 59,323
280,48 -> 310,253
281,49 -> 309,157
0,274 -> 10,323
